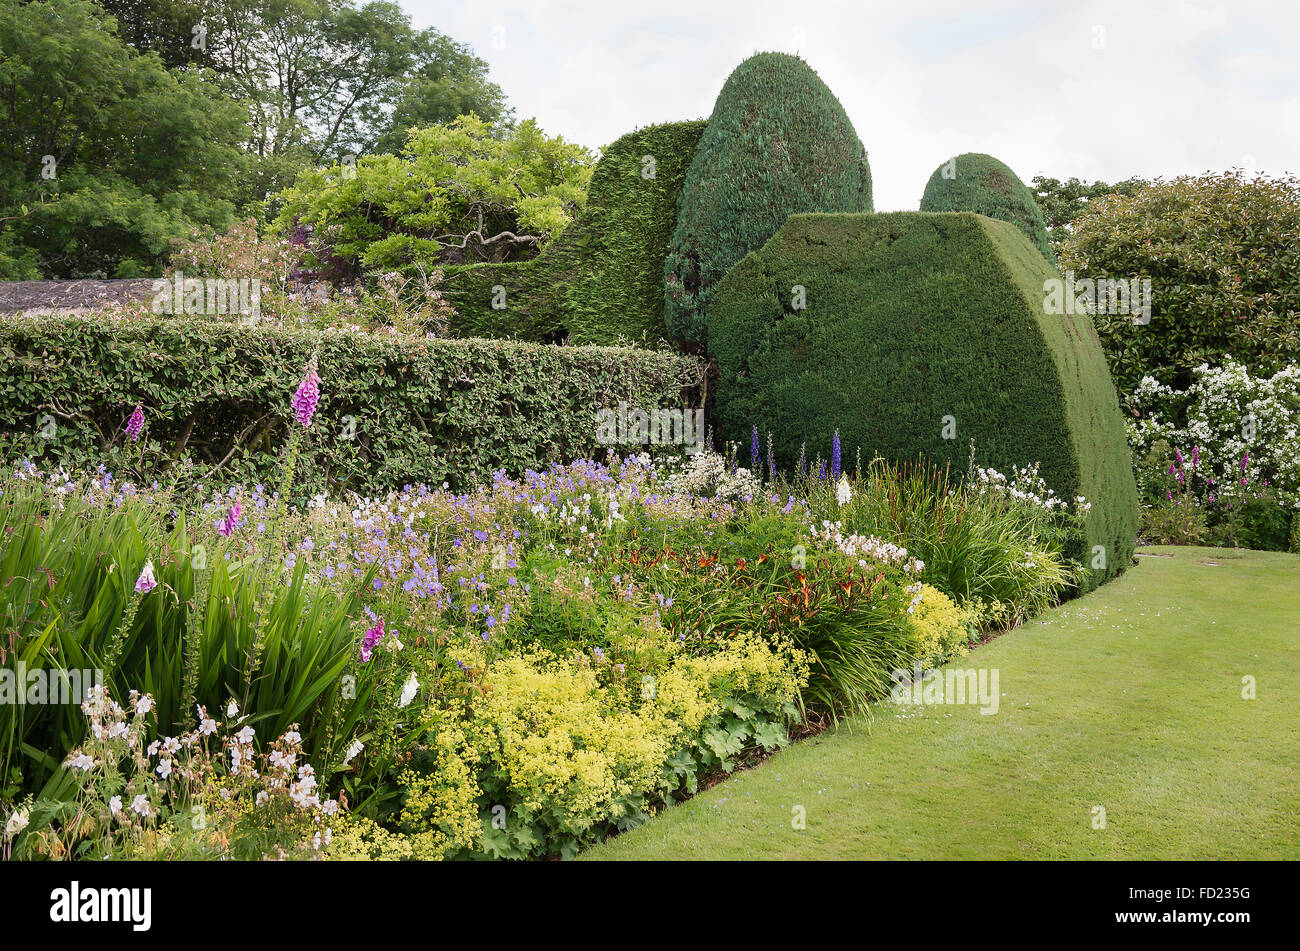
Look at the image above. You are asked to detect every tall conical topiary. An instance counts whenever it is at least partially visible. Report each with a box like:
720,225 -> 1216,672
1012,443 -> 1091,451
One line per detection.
919,153 -> 1055,263
663,52 -> 872,345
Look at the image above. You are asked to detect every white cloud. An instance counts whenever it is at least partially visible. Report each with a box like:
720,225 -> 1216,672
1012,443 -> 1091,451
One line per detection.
404,0 -> 1300,209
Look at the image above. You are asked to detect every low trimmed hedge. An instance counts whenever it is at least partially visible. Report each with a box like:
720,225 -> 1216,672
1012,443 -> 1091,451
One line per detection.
0,313 -> 704,496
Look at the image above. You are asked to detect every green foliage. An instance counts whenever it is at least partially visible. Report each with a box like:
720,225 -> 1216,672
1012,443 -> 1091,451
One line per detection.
0,312 -> 703,498
1062,170 -> 1300,394
369,29 -> 511,155
797,459 -> 1077,621
96,0 -> 209,69
0,474 -> 373,799
1030,174 -> 1147,258
1140,498 -> 1208,545
273,115 -> 594,279
0,0 -> 245,277
439,120 -> 707,344
664,52 -> 873,345
920,153 -> 1054,263
203,0 -> 510,203
709,211 -> 1139,592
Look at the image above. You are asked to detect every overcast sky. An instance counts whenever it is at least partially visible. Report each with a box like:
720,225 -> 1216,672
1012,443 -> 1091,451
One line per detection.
402,0 -> 1300,211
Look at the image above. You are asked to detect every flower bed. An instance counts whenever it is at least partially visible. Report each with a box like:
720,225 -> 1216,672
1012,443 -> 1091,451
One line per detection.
1,373 -> 1088,860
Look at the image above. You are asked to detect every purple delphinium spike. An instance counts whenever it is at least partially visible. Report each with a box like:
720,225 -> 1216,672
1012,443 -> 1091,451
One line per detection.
125,405 -> 145,442
831,430 -> 842,479
750,426 -> 760,469
292,362 -> 321,427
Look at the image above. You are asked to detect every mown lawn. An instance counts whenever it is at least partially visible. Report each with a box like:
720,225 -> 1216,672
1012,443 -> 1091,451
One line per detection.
586,546 -> 1300,860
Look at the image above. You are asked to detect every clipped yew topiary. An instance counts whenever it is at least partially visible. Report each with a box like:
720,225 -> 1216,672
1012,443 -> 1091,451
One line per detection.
663,53 -> 873,346
919,153 -> 1055,263
440,120 -> 706,344
709,211 -> 1138,592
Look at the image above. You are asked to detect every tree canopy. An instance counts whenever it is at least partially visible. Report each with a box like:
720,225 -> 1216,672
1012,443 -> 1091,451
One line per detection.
272,115 -> 593,280
0,0 -> 245,278
1062,170 -> 1300,393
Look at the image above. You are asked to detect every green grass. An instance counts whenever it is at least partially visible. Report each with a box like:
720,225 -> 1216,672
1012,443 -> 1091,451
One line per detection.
585,546 -> 1300,859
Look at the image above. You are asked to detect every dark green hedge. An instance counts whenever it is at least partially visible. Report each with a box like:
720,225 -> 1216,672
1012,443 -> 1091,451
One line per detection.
0,313 -> 703,496
708,211 -> 1138,591
919,153 -> 1055,263
440,120 -> 706,345
663,53 -> 873,346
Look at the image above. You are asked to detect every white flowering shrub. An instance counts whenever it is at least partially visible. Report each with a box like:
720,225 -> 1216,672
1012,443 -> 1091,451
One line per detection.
1127,361 -> 1300,509
665,450 -> 763,501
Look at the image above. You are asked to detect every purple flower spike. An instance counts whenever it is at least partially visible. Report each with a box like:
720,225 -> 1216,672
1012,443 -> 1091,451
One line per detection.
125,405 -> 145,442
831,430 -> 842,480
292,363 -> 321,428
216,500 -> 242,538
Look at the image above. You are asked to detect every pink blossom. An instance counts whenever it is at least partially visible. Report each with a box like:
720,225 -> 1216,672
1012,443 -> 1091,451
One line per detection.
216,500 -> 243,538
291,364 -> 321,427
360,618 -> 385,663
135,560 -> 157,594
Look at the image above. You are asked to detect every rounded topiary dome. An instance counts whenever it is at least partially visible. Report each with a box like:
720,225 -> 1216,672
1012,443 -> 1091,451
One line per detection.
663,52 -> 872,345
919,153 -> 1054,263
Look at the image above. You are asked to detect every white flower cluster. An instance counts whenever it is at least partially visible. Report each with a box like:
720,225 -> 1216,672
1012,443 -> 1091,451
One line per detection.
971,464 -> 1087,514
1127,361 -> 1300,507
808,520 -> 926,575
664,451 -> 763,502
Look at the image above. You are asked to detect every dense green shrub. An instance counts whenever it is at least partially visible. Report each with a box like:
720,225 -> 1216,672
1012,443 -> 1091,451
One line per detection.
0,313 -> 702,497
663,53 -> 873,345
1062,171 -> 1300,394
920,153 -> 1054,263
440,120 -> 706,344
708,211 -> 1138,592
